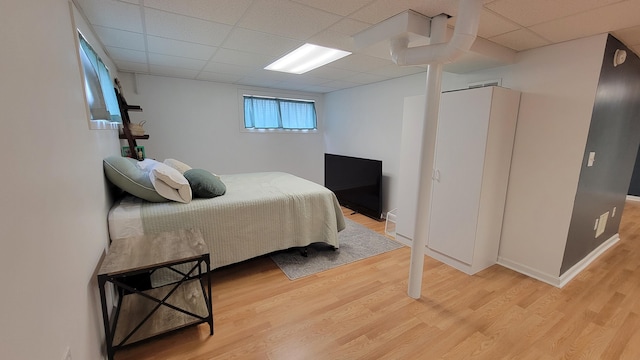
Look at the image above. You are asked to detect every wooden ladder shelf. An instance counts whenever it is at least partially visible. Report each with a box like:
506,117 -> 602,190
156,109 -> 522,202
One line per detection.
115,80 -> 147,159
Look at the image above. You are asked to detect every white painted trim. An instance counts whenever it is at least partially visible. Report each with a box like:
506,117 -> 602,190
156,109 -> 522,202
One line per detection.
89,120 -> 120,130
557,233 -> 620,287
426,248 -> 478,275
497,233 -> 620,288
395,234 -> 413,248
497,257 -> 564,287
626,195 -> 640,202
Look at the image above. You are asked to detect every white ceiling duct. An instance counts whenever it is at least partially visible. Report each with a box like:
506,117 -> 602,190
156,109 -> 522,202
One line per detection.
390,0 -> 483,66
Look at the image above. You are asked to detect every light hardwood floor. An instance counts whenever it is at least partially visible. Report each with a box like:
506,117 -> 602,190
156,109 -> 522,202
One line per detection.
115,203 -> 640,359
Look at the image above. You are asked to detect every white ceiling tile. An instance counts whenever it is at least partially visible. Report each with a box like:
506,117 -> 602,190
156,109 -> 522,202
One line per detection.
146,36 -> 216,60
320,79 -> 363,90
197,71 -> 243,83
77,0 -> 143,33
246,69 -> 333,88
344,72 -> 388,84
407,0 -> 470,18
307,18 -> 371,52
308,65 -> 361,81
529,0 -> 640,44
149,65 -> 199,79
350,0 -> 458,25
330,18 -> 372,36
349,0 -> 407,24
148,53 -> 207,70
212,48 -> 273,68
307,30 -> 355,52
143,0 -> 252,25
291,0 -> 374,16
273,82 -> 317,92
236,77 -> 285,89
203,61 -> 255,76
93,26 -> 145,50
275,73 -> 330,86
223,28 -> 303,57
613,25 -> 640,46
106,46 -> 147,63
298,84 -> 341,93
486,0 -> 626,27
245,68 -> 297,83
144,8 -> 232,46
367,64 -> 426,78
115,60 -> 149,73
489,29 -> 551,52
329,54 -> 391,72
477,9 -> 520,38
238,0 -> 341,40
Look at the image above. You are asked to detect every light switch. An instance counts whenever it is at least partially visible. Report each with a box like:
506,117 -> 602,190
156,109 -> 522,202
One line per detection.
587,152 -> 596,167
612,207 -> 616,217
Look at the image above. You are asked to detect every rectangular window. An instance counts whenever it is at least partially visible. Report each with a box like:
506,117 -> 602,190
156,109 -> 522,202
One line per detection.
78,31 -> 121,123
243,95 -> 317,130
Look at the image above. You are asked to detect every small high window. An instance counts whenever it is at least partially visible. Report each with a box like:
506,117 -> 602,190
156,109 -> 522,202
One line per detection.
78,31 -> 121,123
243,95 -> 317,130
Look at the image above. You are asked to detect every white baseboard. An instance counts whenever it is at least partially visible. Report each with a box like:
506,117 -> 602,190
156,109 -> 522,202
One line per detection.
626,195 -> 640,202
394,234 -> 413,247
496,257 -> 562,287
557,233 -> 620,287
497,233 -> 620,288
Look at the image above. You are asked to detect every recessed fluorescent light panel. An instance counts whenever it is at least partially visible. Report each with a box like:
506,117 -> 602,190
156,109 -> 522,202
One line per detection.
265,43 -> 351,74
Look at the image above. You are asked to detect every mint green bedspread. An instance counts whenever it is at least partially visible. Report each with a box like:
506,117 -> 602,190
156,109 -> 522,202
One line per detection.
140,172 -> 345,271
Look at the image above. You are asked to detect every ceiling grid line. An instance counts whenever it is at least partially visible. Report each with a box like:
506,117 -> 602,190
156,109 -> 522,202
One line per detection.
138,0 -> 151,74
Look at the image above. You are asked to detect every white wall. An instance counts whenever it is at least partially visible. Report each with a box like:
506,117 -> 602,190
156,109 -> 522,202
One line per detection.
0,1 -> 121,359
323,72 -> 465,214
465,35 -> 607,279
117,73 -> 326,184
323,34 -> 607,280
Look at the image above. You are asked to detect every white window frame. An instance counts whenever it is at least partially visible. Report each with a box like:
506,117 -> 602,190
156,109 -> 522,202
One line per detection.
238,88 -> 322,134
70,2 -> 119,130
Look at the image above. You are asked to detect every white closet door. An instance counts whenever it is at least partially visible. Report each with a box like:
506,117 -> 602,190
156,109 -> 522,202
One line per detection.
428,88 -> 493,264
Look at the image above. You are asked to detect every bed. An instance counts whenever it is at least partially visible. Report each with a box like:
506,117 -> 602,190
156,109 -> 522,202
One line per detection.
108,171 -> 346,283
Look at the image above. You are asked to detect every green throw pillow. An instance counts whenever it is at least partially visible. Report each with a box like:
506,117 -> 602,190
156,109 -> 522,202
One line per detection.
183,169 -> 226,198
103,156 -> 168,202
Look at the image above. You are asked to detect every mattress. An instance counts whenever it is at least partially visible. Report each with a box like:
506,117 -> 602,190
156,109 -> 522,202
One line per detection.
108,172 -> 345,284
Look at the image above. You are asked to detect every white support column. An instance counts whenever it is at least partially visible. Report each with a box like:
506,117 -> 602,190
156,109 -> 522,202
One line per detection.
407,14 -> 448,299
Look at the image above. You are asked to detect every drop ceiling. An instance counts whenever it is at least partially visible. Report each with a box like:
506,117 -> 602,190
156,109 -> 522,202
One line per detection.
74,0 -> 640,93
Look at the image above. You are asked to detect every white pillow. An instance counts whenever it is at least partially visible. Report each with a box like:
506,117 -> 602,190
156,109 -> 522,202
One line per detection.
136,158 -> 160,171
163,158 -> 192,174
148,162 -> 192,203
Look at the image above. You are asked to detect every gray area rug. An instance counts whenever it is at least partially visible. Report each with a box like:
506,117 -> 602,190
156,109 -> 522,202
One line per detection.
270,218 -> 404,280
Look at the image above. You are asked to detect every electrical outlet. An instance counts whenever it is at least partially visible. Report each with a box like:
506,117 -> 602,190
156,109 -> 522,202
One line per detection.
63,347 -> 72,360
596,212 -> 609,238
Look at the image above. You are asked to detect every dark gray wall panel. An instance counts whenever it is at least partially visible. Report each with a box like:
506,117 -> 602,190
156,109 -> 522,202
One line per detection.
627,143 -> 640,195
561,35 -> 640,275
